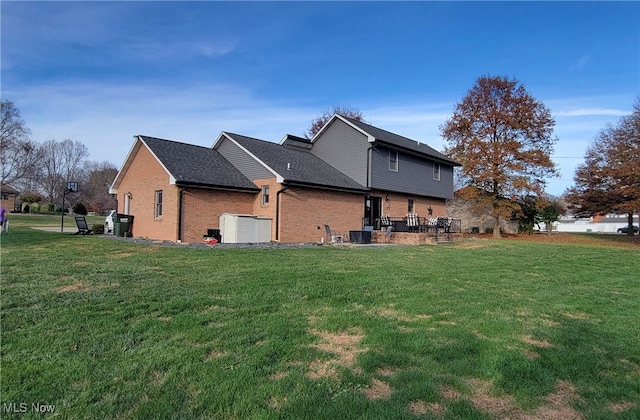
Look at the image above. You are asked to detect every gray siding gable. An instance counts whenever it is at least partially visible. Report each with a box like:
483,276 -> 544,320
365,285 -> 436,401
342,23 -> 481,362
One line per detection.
310,118 -> 370,187
341,115 -> 460,166
215,135 -> 275,181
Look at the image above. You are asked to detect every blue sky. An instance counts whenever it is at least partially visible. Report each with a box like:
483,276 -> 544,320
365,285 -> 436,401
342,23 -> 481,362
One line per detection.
2,1 -> 638,196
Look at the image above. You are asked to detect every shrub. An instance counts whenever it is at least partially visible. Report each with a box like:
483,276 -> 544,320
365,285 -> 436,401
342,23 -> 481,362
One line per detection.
73,203 -> 88,215
21,203 -> 30,213
47,203 -> 55,212
30,203 -> 41,213
93,224 -> 105,234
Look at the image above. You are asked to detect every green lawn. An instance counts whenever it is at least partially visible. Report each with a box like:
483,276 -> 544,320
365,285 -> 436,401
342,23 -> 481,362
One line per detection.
2,214 -> 639,418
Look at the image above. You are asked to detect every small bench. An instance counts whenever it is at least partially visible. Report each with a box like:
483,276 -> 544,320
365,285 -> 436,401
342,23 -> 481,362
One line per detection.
74,216 -> 93,235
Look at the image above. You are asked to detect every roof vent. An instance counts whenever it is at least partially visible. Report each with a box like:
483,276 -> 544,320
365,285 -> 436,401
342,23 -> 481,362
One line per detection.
287,163 -> 291,171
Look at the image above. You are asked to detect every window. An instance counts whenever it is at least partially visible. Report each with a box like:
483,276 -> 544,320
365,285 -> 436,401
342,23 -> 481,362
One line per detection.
433,163 -> 441,181
389,150 -> 398,171
408,199 -> 414,213
0,193 -> 8,200
154,190 -> 163,218
261,185 -> 270,206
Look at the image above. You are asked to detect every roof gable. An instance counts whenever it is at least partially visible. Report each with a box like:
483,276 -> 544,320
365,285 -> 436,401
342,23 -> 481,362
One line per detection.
223,133 -> 368,192
318,114 -> 460,166
110,136 -> 258,193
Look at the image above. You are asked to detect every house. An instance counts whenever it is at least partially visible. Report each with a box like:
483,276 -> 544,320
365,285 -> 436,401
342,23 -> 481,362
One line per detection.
109,115 -> 460,243
0,184 -> 20,212
553,213 -> 639,233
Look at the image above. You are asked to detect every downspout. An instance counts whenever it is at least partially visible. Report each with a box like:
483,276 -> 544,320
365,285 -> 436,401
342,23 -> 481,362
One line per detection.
178,186 -> 186,242
275,186 -> 289,241
366,146 -> 373,189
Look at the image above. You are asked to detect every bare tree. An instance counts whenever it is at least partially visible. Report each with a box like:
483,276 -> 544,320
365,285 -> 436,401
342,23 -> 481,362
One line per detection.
441,76 -> 558,238
79,161 -> 118,213
38,139 -> 89,205
0,100 -> 42,186
305,106 -> 365,139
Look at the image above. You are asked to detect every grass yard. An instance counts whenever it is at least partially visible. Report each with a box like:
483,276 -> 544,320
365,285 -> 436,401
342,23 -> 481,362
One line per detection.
1,214 -> 639,418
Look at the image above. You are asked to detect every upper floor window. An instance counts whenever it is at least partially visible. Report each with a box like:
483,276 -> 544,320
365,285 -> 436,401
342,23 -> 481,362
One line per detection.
155,190 -> 163,218
389,150 -> 398,172
261,185 -> 270,206
408,199 -> 414,213
433,163 -> 441,181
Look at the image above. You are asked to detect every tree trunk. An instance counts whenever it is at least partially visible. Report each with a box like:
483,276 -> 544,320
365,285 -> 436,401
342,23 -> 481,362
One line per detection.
493,216 -> 502,238
546,223 -> 553,236
628,212 -> 635,236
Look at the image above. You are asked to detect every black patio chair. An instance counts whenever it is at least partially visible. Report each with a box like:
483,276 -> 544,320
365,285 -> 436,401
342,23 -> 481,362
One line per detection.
74,216 -> 93,235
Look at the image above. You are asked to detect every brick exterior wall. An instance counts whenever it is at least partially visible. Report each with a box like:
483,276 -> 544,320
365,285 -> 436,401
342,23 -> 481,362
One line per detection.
251,177 -> 279,240
116,145 -> 180,240
371,190 -> 447,219
279,187 -> 365,243
0,194 -> 17,213
181,188 -> 255,243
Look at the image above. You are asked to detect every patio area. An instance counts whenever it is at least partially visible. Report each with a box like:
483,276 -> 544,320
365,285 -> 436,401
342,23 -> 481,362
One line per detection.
351,216 -> 463,245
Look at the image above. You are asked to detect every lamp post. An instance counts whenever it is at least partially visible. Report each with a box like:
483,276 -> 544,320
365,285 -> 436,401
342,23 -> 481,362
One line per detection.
61,182 -> 78,233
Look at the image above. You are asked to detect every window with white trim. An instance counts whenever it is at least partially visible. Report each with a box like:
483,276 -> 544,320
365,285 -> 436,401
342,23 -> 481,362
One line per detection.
389,150 -> 398,171
154,190 -> 163,218
433,163 -> 441,181
261,185 -> 270,206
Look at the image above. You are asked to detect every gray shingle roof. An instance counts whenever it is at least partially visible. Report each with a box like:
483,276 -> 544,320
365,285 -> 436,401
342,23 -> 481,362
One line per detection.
224,133 -> 368,192
340,115 -> 460,166
140,136 -> 259,191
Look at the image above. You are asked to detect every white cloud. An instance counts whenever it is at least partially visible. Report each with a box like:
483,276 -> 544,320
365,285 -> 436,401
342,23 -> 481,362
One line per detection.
570,55 -> 589,70
7,81 -> 315,167
554,108 -> 629,117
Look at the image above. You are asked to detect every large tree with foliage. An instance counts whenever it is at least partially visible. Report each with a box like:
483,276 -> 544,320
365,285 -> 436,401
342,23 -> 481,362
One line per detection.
441,75 -> 558,238
566,99 -> 640,235
0,100 -> 42,186
305,106 -> 365,139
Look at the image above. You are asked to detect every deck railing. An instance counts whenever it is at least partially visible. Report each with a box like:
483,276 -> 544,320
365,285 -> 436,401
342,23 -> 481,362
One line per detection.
362,216 -> 462,241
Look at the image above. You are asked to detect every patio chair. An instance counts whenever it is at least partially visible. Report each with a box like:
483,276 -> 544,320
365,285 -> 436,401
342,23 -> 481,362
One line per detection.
324,224 -> 343,243
406,213 -> 420,232
74,216 -> 93,235
380,215 -> 391,228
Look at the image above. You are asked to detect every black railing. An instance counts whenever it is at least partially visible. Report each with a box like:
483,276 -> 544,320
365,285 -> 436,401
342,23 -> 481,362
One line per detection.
362,216 -> 462,241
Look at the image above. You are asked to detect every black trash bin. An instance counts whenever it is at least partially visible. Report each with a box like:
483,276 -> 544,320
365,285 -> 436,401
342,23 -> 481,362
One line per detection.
113,213 -> 134,237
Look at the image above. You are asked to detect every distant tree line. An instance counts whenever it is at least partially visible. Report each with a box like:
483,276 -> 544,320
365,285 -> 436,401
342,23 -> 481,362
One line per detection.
1,100 -> 117,214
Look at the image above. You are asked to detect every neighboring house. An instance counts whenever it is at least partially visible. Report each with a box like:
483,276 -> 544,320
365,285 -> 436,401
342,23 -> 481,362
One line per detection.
109,115 -> 460,243
0,184 -> 20,212
552,214 -> 639,233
